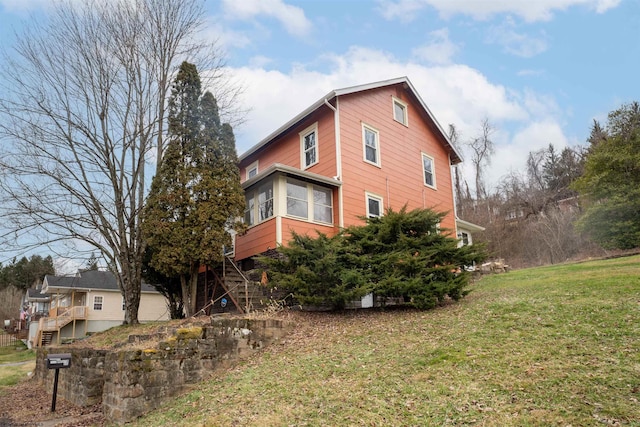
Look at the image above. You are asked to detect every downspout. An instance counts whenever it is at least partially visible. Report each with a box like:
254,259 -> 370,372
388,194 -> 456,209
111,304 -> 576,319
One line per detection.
324,97 -> 344,228
450,153 -> 459,237
386,177 -> 390,209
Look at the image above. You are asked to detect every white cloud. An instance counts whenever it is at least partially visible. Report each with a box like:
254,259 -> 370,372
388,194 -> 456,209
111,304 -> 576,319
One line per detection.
486,17 -> 548,57
488,120 -> 569,185
376,0 -> 425,23
229,47 -> 527,153
53,257 -> 85,276
412,28 -> 459,65
378,0 -> 621,23
248,55 -> 274,69
202,21 -> 252,50
227,46 -> 568,193
0,0 -> 52,12
222,0 -> 312,37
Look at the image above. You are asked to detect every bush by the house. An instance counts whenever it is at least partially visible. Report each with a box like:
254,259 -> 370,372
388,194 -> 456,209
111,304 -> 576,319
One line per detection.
261,207 -> 487,310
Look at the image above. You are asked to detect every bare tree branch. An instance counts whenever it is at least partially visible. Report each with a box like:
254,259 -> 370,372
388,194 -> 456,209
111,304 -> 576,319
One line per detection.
0,0 -> 240,324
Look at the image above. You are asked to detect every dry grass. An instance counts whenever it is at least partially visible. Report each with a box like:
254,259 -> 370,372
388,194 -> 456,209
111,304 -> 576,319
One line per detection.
68,317 -> 212,351
128,255 -> 640,426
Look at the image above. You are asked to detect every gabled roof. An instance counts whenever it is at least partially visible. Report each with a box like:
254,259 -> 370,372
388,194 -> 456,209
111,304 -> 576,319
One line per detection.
43,270 -> 158,293
26,288 -> 50,301
239,76 -> 463,164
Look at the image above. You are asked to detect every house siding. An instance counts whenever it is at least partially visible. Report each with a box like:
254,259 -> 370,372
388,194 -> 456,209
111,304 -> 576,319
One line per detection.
338,86 -> 456,231
280,216 -> 337,244
138,292 -> 171,321
235,80 -> 458,263
235,218 -> 278,261
241,107 -> 336,183
86,291 -> 168,323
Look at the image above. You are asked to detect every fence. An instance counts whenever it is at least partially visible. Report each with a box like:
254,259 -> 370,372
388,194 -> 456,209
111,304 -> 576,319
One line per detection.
0,333 -> 18,347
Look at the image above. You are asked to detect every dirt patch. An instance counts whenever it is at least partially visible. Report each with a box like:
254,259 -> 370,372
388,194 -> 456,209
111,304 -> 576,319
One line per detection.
0,379 -> 104,426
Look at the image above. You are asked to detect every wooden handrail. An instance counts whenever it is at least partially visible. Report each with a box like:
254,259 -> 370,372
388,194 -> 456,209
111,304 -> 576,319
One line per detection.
224,255 -> 251,313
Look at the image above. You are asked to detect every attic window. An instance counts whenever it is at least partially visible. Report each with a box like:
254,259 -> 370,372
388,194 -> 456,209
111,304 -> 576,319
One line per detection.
392,97 -> 408,126
300,123 -> 318,169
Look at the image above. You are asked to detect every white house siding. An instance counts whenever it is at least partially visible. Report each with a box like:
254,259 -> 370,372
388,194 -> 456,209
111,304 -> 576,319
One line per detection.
138,292 -> 170,321
84,290 -> 169,323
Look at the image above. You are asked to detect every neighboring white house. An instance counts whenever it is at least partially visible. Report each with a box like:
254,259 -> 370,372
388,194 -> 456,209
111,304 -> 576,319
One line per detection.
456,218 -> 486,247
29,270 -> 169,347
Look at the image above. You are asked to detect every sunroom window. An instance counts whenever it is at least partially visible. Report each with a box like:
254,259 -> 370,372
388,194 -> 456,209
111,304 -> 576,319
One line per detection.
286,178 -> 333,224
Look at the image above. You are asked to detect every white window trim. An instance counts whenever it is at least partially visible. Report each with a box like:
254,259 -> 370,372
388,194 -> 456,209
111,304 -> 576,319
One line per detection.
392,96 -> 408,126
285,178 -> 333,225
246,161 -> 259,180
285,178 -> 308,220
362,123 -> 381,167
244,178 -> 275,227
244,193 -> 255,226
458,231 -> 471,246
92,295 -> 104,311
365,192 -> 384,218
300,123 -> 319,170
421,152 -> 437,189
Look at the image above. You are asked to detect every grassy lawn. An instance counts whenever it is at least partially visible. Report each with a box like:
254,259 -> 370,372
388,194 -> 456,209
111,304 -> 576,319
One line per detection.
0,342 -> 36,390
133,255 -> 640,426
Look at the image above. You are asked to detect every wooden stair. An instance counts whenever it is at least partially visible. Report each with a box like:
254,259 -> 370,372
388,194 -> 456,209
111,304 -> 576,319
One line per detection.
223,259 -> 273,313
40,331 -> 53,347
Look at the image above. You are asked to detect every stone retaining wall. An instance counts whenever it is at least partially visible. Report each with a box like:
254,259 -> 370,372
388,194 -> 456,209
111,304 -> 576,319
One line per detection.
36,317 -> 289,424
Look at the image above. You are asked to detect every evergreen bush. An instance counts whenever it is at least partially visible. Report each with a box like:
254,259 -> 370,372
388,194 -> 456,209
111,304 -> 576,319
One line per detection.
261,207 -> 486,310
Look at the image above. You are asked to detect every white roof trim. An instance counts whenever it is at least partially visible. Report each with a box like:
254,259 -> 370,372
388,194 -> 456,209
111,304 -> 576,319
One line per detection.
242,163 -> 342,190
456,217 -> 486,232
238,76 -> 463,164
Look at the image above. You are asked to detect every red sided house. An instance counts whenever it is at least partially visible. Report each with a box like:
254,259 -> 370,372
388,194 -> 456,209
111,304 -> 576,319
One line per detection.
198,77 -> 483,313
234,76 -> 478,267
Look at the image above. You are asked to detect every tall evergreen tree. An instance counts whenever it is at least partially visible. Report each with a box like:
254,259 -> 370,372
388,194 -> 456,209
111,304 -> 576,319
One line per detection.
0,255 -> 55,290
573,102 -> 640,249
143,62 -> 245,316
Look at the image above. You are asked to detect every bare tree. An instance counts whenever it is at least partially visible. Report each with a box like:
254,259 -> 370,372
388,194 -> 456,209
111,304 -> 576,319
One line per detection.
467,118 -> 494,200
0,0 -> 238,324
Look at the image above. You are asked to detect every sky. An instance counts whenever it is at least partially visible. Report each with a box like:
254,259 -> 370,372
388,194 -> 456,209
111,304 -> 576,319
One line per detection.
1,0 -> 638,185
0,0 -> 638,268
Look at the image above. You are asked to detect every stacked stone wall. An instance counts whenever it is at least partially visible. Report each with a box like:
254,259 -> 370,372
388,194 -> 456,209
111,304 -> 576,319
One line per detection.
35,317 -> 289,424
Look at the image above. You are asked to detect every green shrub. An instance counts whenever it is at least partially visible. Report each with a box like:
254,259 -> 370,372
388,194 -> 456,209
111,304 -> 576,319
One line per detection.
261,207 -> 486,310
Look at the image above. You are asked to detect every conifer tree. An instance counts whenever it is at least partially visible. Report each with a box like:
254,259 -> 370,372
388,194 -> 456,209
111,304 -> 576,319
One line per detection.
263,207 -> 485,310
143,62 -> 245,316
574,102 -> 640,249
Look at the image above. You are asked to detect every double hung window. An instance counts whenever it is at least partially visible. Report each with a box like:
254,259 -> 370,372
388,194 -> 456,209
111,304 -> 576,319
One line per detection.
422,153 -> 436,188
93,296 -> 103,311
301,125 -> 318,169
366,193 -> 383,218
363,124 -> 380,166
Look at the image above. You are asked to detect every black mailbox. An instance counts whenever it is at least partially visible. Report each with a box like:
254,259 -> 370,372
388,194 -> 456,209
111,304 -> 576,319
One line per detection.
46,353 -> 71,369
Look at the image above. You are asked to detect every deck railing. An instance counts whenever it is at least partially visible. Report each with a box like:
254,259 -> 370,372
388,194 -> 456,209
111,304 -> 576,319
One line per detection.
38,305 -> 88,331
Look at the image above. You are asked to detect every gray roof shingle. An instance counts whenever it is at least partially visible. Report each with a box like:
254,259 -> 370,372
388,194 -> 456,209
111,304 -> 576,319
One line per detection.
44,270 -> 158,293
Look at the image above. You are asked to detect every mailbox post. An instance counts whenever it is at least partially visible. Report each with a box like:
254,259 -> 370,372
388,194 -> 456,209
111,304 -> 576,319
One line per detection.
45,353 -> 71,412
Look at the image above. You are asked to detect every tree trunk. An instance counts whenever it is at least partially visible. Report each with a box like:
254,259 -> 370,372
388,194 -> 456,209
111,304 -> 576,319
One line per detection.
188,263 -> 199,316
180,275 -> 192,317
